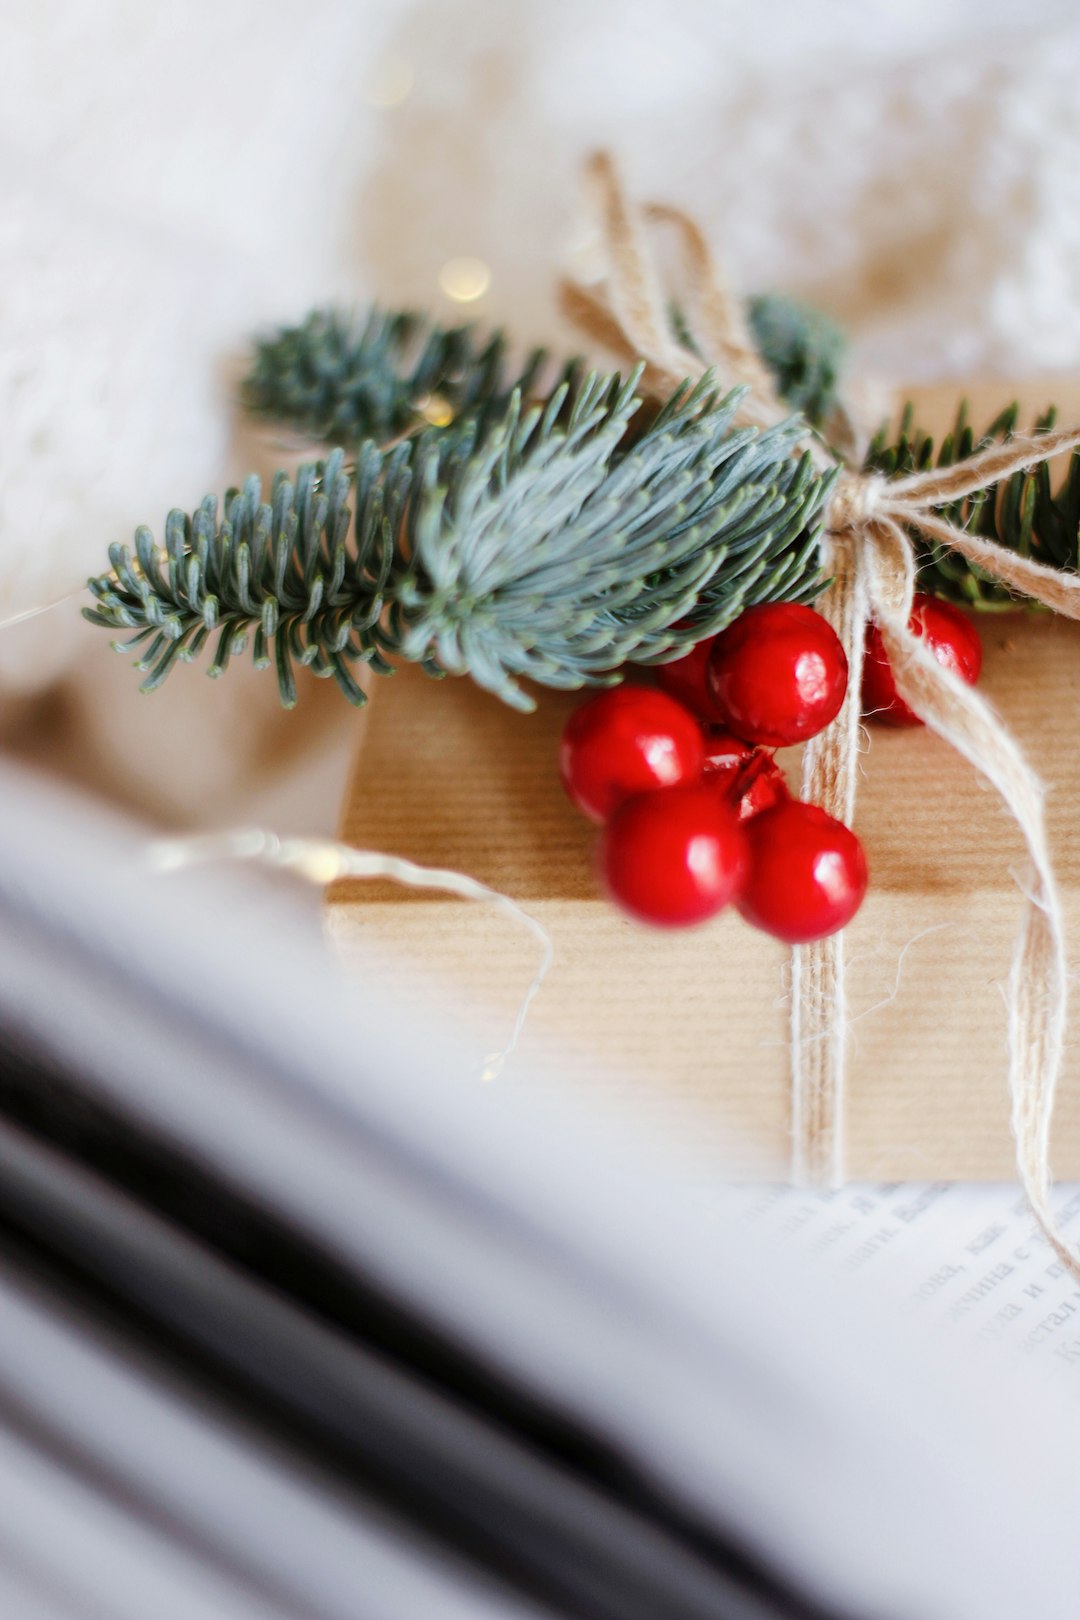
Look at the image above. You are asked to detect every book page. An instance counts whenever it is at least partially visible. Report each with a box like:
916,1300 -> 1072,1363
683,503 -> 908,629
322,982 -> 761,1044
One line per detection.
706,1182 -> 1080,1391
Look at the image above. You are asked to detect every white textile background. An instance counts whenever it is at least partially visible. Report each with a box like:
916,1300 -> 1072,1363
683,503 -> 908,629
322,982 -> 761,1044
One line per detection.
2,0 -> 1079,816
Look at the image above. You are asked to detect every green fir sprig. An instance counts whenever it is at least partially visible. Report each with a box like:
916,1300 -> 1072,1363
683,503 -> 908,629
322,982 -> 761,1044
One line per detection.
247,297 -> 847,450
864,400 -> 1080,609
242,307 -> 580,452
86,364 -> 834,710
746,295 -> 845,428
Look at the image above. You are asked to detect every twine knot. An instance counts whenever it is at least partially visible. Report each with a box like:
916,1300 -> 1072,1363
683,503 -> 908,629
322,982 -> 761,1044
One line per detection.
828,472 -> 886,536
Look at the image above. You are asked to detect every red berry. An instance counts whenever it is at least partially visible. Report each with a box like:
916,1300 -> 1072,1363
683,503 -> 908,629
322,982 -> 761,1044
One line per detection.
655,636 -> 721,719
706,602 -> 848,747
737,800 -> 867,943
702,730 -> 789,821
559,687 -> 704,824
862,593 -> 982,727
598,783 -> 748,928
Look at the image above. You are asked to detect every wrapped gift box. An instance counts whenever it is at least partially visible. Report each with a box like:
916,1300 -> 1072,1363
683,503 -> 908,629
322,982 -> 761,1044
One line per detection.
326,382 -> 1080,1180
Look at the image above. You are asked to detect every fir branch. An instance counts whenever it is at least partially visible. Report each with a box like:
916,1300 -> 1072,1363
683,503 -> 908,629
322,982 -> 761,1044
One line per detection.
246,295 -> 847,453
84,449 -> 393,707
242,307 -> 580,451
746,295 -> 846,428
85,370 -> 833,712
389,371 -> 833,706
864,400 -> 1080,609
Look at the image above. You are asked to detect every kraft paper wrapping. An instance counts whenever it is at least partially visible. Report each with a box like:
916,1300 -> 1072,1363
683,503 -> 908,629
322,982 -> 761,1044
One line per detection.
326,381 -> 1080,1180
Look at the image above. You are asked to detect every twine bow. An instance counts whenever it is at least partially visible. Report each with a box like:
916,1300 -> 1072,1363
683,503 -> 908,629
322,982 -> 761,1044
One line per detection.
565,152 -> 1080,1275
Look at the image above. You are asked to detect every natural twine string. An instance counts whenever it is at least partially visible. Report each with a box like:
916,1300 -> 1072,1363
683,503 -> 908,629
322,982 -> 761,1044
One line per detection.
148,828 -> 554,1084
564,152 -> 1080,1275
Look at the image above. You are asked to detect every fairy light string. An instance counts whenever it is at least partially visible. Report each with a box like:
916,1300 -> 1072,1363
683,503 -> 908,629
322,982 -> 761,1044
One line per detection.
148,828 -> 553,1083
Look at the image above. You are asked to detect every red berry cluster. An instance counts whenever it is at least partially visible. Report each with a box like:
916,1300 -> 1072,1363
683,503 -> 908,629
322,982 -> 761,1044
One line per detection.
560,603 -> 868,941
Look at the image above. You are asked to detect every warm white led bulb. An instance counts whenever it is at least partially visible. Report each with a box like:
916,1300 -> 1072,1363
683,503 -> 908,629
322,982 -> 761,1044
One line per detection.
437,257 -> 491,303
363,56 -> 414,108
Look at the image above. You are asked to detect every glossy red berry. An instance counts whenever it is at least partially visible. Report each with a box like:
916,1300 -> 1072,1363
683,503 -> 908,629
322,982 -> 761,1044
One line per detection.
701,730 -> 789,821
706,602 -> 848,747
655,636 -> 721,719
598,783 -> 748,928
737,800 -> 867,943
862,593 -> 982,727
559,687 -> 704,824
